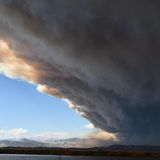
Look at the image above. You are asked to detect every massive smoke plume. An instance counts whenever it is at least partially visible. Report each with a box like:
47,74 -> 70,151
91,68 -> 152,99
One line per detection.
0,0 -> 160,144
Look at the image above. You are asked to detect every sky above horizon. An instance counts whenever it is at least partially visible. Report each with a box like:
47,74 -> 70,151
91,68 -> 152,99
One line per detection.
0,74 -> 93,140
1,0 -> 160,146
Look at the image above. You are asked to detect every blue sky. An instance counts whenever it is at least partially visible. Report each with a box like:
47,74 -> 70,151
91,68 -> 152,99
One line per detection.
0,74 -> 92,139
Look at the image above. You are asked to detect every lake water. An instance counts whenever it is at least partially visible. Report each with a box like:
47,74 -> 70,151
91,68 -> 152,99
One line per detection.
0,154 -> 156,160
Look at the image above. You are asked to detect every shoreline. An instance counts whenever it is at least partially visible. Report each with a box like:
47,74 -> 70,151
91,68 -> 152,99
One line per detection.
0,147 -> 160,158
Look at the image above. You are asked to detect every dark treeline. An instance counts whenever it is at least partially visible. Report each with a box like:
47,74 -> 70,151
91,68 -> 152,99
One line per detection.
0,147 -> 160,158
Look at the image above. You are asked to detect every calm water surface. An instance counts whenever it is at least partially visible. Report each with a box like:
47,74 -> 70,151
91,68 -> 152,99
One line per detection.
0,154 -> 156,160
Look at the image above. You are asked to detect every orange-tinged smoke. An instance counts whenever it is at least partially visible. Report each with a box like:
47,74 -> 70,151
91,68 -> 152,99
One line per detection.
37,84 -> 65,98
0,40 -> 40,83
88,130 -> 118,141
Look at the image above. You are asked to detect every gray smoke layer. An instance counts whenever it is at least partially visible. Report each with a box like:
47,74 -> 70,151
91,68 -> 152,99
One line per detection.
0,0 -> 160,144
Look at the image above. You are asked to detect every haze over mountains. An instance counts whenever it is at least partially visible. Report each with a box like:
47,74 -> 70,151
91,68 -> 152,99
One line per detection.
0,139 -> 46,148
0,138 -> 87,148
0,137 -> 114,148
1,139 -> 160,152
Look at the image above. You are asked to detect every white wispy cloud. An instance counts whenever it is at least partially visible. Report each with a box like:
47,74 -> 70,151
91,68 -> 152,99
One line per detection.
0,128 -> 85,141
0,128 -> 29,139
0,128 -> 118,147
84,123 -> 95,129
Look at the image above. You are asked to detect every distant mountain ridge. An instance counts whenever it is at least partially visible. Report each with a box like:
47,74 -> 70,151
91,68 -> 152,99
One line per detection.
0,139 -> 160,152
0,138 -> 84,148
0,139 -> 48,147
106,144 -> 160,152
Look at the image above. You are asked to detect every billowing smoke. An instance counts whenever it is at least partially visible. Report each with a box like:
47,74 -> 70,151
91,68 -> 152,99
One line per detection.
0,0 -> 160,145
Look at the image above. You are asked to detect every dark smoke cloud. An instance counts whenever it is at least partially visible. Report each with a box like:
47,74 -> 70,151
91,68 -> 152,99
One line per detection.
0,0 -> 160,144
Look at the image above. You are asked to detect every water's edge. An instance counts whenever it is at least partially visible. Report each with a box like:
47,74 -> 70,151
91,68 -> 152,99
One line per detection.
0,147 -> 160,158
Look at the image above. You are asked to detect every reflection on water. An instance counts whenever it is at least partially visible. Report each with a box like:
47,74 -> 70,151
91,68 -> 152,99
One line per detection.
0,154 -> 156,160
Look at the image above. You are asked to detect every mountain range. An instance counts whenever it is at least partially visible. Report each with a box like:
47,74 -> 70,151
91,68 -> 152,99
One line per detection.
0,139 -> 160,152
0,138 -> 84,148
